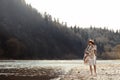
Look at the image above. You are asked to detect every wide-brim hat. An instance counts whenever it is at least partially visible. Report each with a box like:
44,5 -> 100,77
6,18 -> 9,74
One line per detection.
89,39 -> 94,44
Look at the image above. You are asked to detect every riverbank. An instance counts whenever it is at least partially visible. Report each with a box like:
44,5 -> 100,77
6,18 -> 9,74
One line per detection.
60,61 -> 120,80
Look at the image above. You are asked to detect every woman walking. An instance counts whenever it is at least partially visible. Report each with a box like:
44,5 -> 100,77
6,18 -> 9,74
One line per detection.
83,39 -> 97,76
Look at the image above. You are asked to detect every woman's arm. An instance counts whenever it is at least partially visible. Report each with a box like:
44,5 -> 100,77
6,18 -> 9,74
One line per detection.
94,45 -> 97,56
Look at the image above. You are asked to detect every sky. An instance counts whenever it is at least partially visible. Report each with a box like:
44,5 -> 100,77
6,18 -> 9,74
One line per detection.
25,0 -> 120,31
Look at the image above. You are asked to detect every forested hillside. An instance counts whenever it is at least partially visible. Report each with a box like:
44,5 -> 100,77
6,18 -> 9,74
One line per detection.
0,0 -> 83,59
0,0 -> 120,59
71,27 -> 120,59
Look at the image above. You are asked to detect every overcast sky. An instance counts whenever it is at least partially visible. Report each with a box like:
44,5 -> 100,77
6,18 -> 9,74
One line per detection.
25,0 -> 120,31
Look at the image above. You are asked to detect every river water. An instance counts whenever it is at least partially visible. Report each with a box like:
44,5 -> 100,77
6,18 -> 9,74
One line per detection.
0,60 -> 84,72
0,60 -> 119,70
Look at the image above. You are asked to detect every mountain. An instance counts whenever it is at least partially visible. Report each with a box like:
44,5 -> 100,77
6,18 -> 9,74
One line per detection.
0,0 -> 83,59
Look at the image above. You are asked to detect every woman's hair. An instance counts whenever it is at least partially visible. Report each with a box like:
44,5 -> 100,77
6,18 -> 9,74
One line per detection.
88,39 -> 94,44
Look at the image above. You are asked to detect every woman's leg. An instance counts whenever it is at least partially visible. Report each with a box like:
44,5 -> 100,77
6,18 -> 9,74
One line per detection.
90,65 -> 93,75
94,65 -> 97,76
94,56 -> 97,76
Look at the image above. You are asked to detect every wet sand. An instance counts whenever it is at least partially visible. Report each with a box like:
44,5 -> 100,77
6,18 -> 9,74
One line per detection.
0,67 -> 62,80
0,75 -> 53,80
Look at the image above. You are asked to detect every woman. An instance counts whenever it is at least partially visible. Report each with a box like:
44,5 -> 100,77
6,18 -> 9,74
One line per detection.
83,39 -> 97,76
